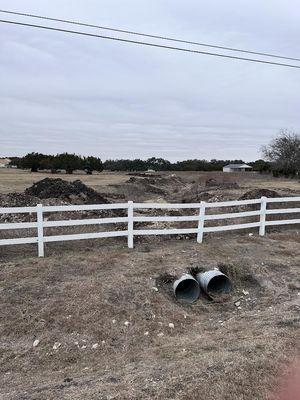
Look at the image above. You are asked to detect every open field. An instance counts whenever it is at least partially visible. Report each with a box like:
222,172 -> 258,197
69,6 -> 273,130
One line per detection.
0,169 -> 129,194
0,168 -> 300,195
0,169 -> 299,399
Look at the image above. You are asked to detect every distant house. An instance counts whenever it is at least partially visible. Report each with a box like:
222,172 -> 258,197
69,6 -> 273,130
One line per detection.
223,163 -> 253,173
0,158 -> 11,168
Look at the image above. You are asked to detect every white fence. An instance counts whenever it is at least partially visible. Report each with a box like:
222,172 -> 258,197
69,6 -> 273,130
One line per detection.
0,196 -> 299,257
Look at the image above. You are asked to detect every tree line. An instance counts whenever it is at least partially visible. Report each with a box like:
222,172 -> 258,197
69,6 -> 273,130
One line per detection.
9,153 -> 268,173
9,153 -> 103,174
104,157 -> 249,171
8,131 -> 299,176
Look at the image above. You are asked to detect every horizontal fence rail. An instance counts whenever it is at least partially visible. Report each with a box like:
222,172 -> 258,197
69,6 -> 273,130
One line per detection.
0,196 -> 299,257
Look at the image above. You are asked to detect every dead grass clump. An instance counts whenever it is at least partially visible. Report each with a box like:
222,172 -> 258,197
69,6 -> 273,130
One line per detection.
218,263 -> 261,289
155,273 -> 177,300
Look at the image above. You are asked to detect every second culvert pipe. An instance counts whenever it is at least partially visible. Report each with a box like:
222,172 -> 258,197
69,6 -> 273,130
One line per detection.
196,270 -> 232,298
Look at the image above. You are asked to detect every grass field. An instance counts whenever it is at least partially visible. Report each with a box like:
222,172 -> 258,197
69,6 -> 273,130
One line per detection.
0,168 -> 299,194
0,169 -> 299,399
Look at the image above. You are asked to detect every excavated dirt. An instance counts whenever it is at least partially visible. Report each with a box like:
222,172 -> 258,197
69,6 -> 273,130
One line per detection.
25,178 -> 110,204
205,178 -> 239,189
239,188 -> 280,200
0,179 -> 118,224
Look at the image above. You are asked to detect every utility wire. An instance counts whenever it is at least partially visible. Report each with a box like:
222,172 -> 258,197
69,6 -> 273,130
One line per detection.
1,8 -> 300,63
1,19 -> 300,70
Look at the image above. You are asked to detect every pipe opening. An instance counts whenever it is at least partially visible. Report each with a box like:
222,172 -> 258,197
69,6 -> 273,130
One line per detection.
174,276 -> 200,303
207,275 -> 232,295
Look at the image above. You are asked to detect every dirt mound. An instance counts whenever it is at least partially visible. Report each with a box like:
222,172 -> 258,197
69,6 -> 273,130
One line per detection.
25,178 -> 109,204
239,188 -> 280,200
205,178 -> 239,189
180,182 -> 233,204
0,193 -> 72,223
182,191 -> 213,203
126,177 -> 166,195
0,192 -> 38,208
127,172 -> 161,178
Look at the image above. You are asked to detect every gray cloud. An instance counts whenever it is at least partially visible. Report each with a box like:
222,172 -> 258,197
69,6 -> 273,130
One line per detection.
0,0 -> 300,161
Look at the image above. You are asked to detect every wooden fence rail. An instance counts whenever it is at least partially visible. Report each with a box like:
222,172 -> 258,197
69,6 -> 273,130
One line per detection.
0,196 -> 299,257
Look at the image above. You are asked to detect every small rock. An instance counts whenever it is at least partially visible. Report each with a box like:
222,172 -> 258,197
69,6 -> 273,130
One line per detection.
242,290 -> 249,296
53,342 -> 61,350
235,301 -> 241,307
144,331 -> 149,336
124,321 -> 130,327
33,339 -> 40,348
157,332 -> 164,337
81,345 -> 87,350
92,343 -> 99,349
168,323 -> 175,329
249,233 -> 254,237
152,287 -> 159,292
112,319 -> 116,324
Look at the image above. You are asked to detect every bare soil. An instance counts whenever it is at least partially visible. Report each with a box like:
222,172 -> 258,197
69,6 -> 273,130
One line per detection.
0,169 -> 299,399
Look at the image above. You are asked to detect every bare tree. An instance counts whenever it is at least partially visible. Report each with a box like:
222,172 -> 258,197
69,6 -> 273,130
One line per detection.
262,130 -> 300,176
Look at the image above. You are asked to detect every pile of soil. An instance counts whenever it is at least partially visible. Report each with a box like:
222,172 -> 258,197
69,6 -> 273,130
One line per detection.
0,193 -> 70,223
127,172 -> 161,178
25,178 -> 109,204
126,177 -> 166,196
205,178 -> 239,189
239,188 -> 280,200
181,191 -> 214,203
180,182 -> 233,204
0,192 -> 38,208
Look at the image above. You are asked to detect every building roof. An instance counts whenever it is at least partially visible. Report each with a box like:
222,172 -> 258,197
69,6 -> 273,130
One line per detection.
223,164 -> 252,169
0,158 -> 11,165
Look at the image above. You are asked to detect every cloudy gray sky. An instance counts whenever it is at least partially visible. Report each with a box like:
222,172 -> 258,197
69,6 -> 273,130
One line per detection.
1,0 -> 300,161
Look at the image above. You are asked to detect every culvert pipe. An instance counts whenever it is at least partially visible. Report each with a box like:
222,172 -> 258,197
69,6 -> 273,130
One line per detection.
196,270 -> 232,298
173,274 -> 200,303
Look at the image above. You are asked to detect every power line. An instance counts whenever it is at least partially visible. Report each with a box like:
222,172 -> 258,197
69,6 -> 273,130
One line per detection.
1,8 -> 300,63
1,19 -> 300,70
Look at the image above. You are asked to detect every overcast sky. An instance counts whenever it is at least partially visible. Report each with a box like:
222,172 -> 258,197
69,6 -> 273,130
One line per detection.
1,1 -> 300,161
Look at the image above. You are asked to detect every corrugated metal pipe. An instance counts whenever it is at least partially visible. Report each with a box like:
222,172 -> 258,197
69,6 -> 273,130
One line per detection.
196,270 -> 232,298
173,273 -> 200,303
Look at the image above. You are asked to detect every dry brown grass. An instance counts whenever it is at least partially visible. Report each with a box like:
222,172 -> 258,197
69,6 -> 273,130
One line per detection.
0,232 -> 299,400
0,169 -> 129,194
1,169 -> 300,195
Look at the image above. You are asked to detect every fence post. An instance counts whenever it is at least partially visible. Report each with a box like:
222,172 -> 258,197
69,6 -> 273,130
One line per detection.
128,201 -> 134,249
37,204 -> 44,257
259,196 -> 267,236
197,201 -> 206,243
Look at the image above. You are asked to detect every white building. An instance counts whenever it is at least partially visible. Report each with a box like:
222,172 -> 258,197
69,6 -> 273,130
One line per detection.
0,158 -> 11,168
223,163 -> 253,173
